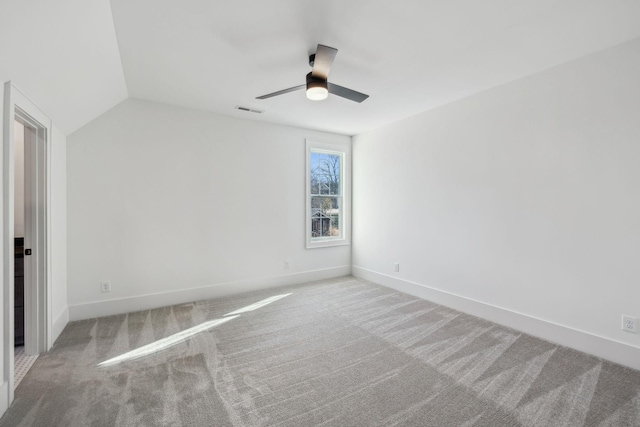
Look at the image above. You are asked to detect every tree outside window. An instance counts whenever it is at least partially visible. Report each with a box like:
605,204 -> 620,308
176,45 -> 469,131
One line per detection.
310,152 -> 341,238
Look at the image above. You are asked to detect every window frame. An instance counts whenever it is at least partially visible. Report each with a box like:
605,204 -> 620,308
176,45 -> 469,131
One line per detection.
306,139 -> 351,249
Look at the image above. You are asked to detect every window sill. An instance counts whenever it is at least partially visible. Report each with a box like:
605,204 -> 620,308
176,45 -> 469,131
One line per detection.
306,238 -> 350,249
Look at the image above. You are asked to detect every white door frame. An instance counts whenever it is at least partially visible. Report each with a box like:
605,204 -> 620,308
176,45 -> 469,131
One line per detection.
2,81 -> 52,407
18,106 -> 50,356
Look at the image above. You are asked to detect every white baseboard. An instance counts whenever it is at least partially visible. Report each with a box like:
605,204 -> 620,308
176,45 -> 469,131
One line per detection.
69,266 -> 351,321
0,380 -> 8,418
353,266 -> 640,371
52,306 -> 69,344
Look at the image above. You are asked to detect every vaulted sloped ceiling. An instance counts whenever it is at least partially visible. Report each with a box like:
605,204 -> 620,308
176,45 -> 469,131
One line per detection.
2,0 -> 640,136
0,0 -> 128,135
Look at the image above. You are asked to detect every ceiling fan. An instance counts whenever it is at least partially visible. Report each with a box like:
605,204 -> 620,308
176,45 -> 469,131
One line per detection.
256,44 -> 369,103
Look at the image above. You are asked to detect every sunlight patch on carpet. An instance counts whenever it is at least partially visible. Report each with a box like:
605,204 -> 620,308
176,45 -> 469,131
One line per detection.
98,315 -> 239,367
224,293 -> 292,316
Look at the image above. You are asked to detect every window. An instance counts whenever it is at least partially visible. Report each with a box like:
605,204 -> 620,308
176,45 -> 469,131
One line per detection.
306,140 -> 350,248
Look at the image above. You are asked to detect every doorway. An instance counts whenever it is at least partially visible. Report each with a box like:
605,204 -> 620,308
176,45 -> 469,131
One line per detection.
2,82 -> 52,406
13,118 -> 42,388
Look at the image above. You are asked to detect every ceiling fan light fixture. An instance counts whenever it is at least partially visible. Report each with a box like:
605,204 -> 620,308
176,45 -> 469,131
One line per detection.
306,72 -> 328,101
256,46 -> 368,103
306,85 -> 328,101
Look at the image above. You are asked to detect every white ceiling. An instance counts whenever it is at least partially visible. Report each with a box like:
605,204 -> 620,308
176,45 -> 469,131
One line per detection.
3,0 -> 640,136
0,0 -> 127,135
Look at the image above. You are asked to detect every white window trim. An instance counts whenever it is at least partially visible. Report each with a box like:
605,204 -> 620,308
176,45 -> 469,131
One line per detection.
306,139 -> 351,249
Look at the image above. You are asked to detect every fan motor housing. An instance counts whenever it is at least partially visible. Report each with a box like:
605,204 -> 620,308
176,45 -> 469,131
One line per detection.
306,72 -> 327,90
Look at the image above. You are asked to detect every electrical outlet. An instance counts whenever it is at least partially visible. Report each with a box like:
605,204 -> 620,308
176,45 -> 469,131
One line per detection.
393,262 -> 400,272
622,315 -> 637,333
100,281 -> 111,293
284,260 -> 290,270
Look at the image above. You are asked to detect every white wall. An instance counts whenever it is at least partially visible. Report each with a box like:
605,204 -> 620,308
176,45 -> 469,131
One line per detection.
50,126 -> 68,341
352,38 -> 640,369
66,99 -> 351,319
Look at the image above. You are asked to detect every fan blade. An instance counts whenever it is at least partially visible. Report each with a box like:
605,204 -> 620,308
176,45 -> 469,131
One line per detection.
256,84 -> 305,99
328,83 -> 369,103
311,44 -> 338,80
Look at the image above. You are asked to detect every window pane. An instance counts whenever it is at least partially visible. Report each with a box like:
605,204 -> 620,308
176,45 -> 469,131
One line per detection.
306,140 -> 349,248
311,196 -> 340,238
310,152 -> 340,196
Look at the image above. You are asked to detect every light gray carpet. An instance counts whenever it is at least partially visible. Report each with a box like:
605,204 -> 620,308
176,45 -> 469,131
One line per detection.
2,276 -> 639,426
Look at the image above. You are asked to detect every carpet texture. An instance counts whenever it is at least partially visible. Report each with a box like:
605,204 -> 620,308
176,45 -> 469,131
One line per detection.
2,276 -> 639,426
